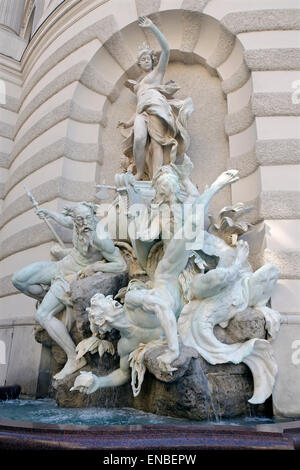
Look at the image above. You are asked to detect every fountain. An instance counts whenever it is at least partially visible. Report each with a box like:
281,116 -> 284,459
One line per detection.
2,15 -> 300,451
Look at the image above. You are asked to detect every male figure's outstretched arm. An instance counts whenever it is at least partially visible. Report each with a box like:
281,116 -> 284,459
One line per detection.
71,356 -> 130,394
36,209 -> 73,229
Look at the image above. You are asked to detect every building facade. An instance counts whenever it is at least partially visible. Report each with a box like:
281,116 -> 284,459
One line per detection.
0,0 -> 299,415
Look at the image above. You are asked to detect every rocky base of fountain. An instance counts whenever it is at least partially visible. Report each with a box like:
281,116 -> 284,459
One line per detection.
35,273 -> 272,420
52,347 -> 271,420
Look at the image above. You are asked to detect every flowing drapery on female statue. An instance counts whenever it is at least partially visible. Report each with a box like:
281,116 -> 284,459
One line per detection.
118,16 -> 194,180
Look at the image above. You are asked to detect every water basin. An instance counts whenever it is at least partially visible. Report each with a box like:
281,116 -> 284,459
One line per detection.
0,398 -> 293,426
0,399 -> 299,450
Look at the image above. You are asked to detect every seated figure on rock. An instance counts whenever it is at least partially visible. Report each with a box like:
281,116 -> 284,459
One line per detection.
12,202 -> 127,381
70,175 -> 241,395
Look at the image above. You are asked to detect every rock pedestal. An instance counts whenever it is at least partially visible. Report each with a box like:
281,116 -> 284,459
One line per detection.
131,337 -> 271,420
134,354 -> 271,420
53,346 -> 271,420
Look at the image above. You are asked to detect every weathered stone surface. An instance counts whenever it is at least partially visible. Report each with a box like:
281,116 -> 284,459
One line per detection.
214,308 -> 266,344
256,139 -> 300,166
226,149 -> 258,179
225,101 -> 254,137
144,343 -> 199,383
134,358 -> 214,420
133,356 -> 271,420
181,0 -> 210,13
263,249 -> 300,280
34,326 -> 53,348
221,9 -> 300,35
260,191 -> 300,220
245,48 -> 300,71
252,92 -> 300,117
51,345 -> 67,366
222,61 -> 250,95
132,314 -> 269,419
206,26 -> 235,69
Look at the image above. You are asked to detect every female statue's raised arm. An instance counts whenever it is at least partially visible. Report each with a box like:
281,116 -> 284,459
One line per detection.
138,16 -> 170,78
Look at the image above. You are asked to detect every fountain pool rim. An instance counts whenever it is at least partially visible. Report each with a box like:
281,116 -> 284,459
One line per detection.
0,416 -> 299,450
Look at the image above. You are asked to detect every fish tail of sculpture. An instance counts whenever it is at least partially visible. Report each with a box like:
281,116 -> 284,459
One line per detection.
179,309 -> 278,405
181,312 -> 256,365
243,339 -> 278,405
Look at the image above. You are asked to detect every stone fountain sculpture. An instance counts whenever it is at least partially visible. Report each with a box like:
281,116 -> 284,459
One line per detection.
71,170 -> 280,405
13,16 -> 282,419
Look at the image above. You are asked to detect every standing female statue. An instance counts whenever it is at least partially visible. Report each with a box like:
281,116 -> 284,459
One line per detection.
118,16 -> 193,180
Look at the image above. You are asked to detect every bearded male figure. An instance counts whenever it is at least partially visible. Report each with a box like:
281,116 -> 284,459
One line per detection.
12,202 -> 127,380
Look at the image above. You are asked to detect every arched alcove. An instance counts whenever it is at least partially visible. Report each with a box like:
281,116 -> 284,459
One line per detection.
101,61 -> 229,214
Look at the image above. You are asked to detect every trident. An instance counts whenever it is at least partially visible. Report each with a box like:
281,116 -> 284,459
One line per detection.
23,184 -> 66,248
